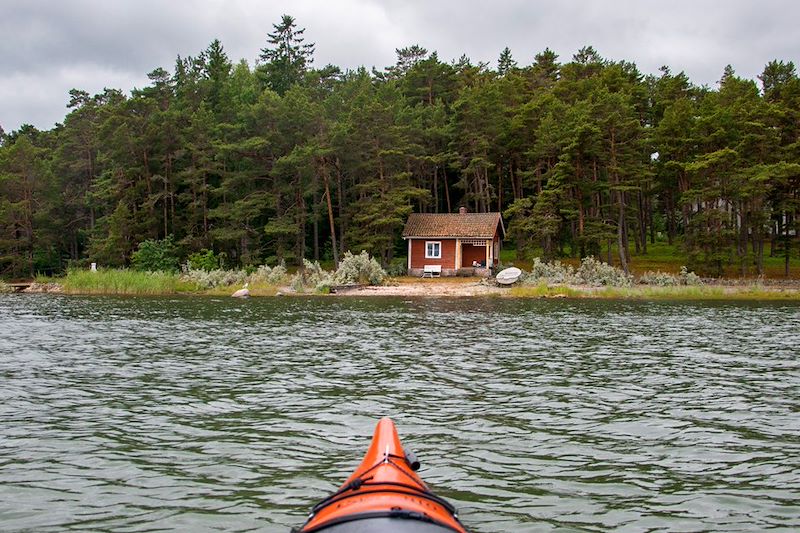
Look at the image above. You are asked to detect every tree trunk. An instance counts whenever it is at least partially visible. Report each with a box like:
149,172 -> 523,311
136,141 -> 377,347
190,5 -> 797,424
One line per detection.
202,174 -> 209,238
335,159 -> 346,255
756,226 -> 765,277
666,191 -> 675,246
510,164 -> 518,200
275,191 -> 284,263
638,190 -> 647,254
738,202 -> 748,277
322,162 -> 339,266
785,213 -> 791,277
433,166 -> 439,213
296,185 -> 306,262
497,163 -> 503,212
163,178 -> 168,239
617,191 -> 629,275
313,173 -> 319,261
444,170 -> 452,213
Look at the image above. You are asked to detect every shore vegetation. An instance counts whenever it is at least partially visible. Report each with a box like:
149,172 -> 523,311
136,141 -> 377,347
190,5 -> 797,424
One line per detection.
1,15 -> 798,282
61,269 -> 187,295
291,251 -> 387,293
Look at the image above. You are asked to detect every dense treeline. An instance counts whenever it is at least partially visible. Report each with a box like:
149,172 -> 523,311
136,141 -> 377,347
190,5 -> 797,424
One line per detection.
1,15 -> 799,278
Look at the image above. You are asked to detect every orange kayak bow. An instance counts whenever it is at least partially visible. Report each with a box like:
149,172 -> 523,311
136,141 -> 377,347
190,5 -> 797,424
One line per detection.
296,417 -> 468,533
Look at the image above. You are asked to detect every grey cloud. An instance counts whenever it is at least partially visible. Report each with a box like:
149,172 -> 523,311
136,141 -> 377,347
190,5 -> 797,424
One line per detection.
1,0 -> 798,132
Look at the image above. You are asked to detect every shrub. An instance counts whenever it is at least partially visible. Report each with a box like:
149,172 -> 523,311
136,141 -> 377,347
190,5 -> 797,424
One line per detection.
187,249 -> 226,271
131,236 -> 180,272
639,271 -> 679,286
248,263 -> 288,285
679,266 -> 703,286
291,259 -> 334,293
575,256 -> 632,287
385,258 -> 408,277
525,257 -> 575,284
0,280 -> 12,293
334,251 -> 386,285
290,252 -> 386,292
180,268 -> 248,289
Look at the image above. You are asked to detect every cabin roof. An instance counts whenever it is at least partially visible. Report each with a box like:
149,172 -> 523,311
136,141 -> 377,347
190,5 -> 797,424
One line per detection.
402,212 -> 505,239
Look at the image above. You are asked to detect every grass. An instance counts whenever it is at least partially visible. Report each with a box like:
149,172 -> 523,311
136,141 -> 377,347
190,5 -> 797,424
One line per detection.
201,281 -> 279,297
13,259 -> 799,301
508,283 -> 582,298
592,285 -> 800,300
507,283 -> 800,301
57,269 -> 282,296
498,239 -> 800,279
62,269 -> 185,295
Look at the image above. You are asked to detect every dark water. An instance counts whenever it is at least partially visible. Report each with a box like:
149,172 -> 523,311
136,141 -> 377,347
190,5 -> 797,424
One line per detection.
1,294 -> 799,532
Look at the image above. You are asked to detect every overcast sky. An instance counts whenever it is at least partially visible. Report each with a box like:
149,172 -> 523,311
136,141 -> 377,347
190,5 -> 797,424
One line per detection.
1,0 -> 798,132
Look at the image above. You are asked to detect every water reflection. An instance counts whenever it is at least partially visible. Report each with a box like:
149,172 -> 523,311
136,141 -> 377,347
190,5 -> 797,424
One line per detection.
1,295 -> 799,532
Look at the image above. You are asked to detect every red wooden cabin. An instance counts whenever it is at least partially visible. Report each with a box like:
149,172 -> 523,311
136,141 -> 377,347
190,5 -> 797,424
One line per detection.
402,208 -> 505,277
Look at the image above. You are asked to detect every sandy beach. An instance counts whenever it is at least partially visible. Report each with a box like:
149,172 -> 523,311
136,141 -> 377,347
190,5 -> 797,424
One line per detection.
332,278 -> 501,297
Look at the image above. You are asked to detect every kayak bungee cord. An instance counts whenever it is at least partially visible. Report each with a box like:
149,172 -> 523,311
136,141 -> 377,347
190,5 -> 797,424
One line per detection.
295,417 -> 469,533
308,451 -> 458,518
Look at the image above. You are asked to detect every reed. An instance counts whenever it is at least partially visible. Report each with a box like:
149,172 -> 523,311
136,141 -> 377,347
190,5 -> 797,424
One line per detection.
62,269 -> 183,295
585,285 -> 799,300
507,282 -> 799,300
202,281 -> 279,297
508,283 -> 582,298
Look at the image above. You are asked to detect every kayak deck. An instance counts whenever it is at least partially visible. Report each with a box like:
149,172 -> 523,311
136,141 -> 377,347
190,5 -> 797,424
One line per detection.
312,516 -> 460,532
296,418 -> 467,533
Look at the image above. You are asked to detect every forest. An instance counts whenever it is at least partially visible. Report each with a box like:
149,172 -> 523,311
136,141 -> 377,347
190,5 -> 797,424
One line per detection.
1,15 -> 799,279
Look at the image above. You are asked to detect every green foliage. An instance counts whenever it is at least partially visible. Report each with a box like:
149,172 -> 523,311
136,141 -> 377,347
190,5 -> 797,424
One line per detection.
0,280 -> 12,293
187,249 -> 226,271
131,236 -> 180,272
1,18 -> 799,282
385,258 -> 408,277
257,14 -> 315,95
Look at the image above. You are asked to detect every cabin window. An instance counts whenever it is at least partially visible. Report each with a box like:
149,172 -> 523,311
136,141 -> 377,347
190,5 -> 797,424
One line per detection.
425,241 -> 441,259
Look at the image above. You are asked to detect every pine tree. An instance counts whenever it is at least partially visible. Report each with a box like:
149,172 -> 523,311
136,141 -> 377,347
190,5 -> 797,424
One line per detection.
497,47 -> 517,76
257,15 -> 314,95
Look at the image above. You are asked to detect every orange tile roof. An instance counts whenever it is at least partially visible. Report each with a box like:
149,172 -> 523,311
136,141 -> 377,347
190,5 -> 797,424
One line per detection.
402,212 -> 504,239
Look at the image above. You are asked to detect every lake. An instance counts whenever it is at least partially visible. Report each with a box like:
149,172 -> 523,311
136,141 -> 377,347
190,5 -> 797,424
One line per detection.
1,294 -> 799,532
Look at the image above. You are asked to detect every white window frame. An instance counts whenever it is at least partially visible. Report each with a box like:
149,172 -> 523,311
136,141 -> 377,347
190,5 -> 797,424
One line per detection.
425,241 -> 442,259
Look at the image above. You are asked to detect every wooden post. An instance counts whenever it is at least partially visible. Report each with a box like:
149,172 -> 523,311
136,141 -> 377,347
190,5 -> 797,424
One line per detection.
455,239 -> 461,271
407,240 -> 411,272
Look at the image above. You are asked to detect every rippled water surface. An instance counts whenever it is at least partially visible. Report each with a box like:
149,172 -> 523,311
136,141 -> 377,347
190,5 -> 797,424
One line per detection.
1,294 -> 799,532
